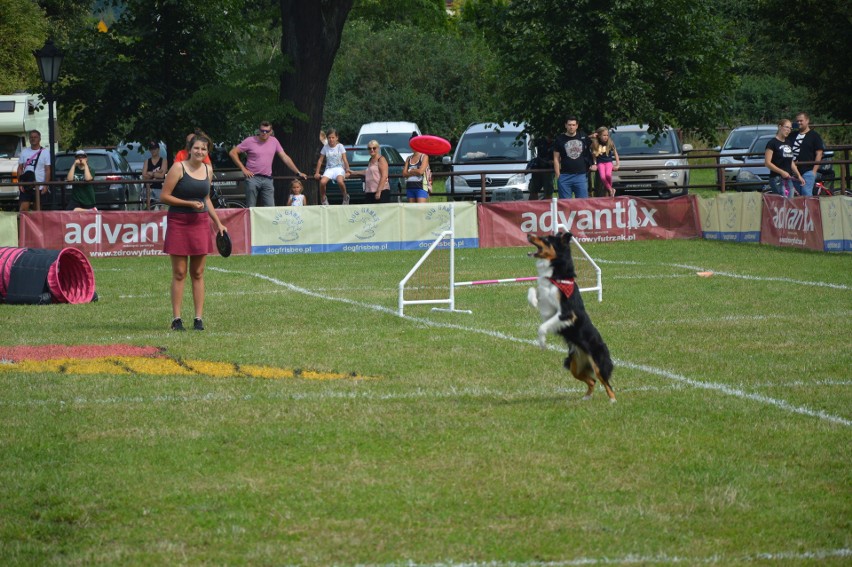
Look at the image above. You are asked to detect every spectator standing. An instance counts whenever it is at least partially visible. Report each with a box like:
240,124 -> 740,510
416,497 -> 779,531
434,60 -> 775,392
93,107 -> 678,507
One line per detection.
141,141 -> 166,206
17,129 -> 51,212
287,179 -> 306,206
160,133 -> 227,332
403,133 -> 429,203
314,128 -> 350,205
65,149 -> 97,210
528,135 -> 554,200
554,117 -> 596,199
786,112 -> 825,197
764,119 -> 804,197
230,121 -> 306,208
348,140 -> 390,204
590,127 -> 620,197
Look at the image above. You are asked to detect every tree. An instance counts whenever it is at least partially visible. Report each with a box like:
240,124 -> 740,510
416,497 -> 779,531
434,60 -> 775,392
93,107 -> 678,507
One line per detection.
273,0 -> 354,204
324,20 -> 502,143
756,0 -> 852,121
461,0 -> 736,141
0,0 -> 49,94
56,0 -> 293,160
350,0 -> 448,30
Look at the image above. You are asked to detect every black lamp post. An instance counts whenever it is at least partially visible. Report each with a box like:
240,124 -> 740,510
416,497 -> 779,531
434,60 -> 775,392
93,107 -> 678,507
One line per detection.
33,39 -> 64,203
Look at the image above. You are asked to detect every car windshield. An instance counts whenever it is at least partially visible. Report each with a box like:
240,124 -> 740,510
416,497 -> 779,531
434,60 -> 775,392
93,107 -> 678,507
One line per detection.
747,136 -> 774,155
210,150 -> 238,169
456,132 -> 526,163
356,133 -> 412,154
347,148 -> 372,166
611,131 -> 679,156
723,129 -> 769,151
123,146 -> 146,166
0,134 -> 20,158
56,154 -> 113,173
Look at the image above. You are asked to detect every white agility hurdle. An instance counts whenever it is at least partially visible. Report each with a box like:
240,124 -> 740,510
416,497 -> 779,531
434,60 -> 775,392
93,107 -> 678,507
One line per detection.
398,203 -> 472,316
550,197 -> 604,302
454,198 -> 603,301
400,199 -> 604,315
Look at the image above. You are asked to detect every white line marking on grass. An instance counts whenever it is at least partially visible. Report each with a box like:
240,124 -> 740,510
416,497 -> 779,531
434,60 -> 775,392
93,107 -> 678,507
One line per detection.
391,548 -> 852,566
598,259 -> 851,291
617,360 -> 852,427
670,263 -> 852,290
209,267 -> 852,427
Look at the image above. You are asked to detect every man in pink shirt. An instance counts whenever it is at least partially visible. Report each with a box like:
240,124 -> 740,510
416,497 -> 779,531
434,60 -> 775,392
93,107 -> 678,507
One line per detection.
229,121 -> 307,207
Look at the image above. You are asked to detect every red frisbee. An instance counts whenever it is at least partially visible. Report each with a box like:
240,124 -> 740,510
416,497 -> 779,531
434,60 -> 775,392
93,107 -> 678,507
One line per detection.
410,135 -> 451,156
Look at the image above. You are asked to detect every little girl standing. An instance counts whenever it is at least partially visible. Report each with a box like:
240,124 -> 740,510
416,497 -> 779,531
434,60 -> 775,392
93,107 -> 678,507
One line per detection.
591,127 -> 620,197
287,179 -> 306,206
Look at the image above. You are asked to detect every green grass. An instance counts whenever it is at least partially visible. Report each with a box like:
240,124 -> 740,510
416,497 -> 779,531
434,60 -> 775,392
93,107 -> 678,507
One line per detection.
1,241 -> 850,565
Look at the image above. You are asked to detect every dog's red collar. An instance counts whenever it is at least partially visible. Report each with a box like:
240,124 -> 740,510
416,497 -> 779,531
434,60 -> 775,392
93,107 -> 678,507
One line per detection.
549,278 -> 575,298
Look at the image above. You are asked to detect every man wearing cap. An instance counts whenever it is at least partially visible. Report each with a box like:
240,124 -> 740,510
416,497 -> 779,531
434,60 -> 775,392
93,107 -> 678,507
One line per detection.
228,121 -> 307,207
17,129 -> 52,212
65,150 -> 97,210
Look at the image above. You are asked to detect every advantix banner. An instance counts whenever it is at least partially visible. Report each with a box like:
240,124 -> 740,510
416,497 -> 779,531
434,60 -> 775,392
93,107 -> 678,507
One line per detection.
477,196 -> 702,247
18,209 -> 251,258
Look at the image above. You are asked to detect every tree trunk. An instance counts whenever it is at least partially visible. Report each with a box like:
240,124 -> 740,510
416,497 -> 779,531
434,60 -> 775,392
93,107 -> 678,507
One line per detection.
273,0 -> 354,205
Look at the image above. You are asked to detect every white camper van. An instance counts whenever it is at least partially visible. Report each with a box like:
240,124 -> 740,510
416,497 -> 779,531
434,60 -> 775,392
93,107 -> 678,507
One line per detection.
0,93 -> 53,208
355,121 -> 421,161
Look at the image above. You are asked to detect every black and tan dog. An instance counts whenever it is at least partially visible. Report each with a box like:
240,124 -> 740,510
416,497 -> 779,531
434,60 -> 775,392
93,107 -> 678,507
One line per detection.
527,232 -> 616,401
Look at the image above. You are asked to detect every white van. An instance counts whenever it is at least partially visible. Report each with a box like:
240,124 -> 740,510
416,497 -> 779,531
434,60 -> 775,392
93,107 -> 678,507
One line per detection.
355,121 -> 420,161
441,122 -> 532,200
0,93 -> 53,207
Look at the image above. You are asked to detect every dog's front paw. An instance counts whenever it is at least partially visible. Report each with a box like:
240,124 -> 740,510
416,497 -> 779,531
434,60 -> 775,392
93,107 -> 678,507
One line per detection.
537,328 -> 547,349
527,287 -> 538,309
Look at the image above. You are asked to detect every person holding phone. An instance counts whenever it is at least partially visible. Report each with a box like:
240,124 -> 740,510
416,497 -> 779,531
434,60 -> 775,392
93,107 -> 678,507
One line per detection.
65,149 -> 97,210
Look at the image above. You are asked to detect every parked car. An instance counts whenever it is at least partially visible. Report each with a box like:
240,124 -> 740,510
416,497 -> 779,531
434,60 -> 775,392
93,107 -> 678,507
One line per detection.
609,124 -> 692,199
355,121 -> 421,161
118,141 -> 168,174
324,144 -> 405,204
209,147 -> 246,206
717,125 -> 776,182
51,148 -> 143,210
441,122 -> 532,201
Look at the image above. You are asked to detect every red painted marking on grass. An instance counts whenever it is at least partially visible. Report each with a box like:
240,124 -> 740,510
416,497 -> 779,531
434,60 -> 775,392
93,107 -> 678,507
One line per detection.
0,344 -> 165,362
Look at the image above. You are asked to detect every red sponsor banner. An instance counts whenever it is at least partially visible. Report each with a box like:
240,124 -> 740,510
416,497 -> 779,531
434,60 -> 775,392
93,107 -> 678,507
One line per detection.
19,209 -> 251,258
478,196 -> 702,247
760,194 -> 823,251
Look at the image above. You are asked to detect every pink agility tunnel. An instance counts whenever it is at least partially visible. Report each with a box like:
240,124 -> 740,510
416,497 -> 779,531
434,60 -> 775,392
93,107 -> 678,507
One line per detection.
0,247 -> 96,305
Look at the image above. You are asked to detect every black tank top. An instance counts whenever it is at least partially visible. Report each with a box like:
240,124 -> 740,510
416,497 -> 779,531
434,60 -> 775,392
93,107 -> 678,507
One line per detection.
169,163 -> 210,213
146,157 -> 164,189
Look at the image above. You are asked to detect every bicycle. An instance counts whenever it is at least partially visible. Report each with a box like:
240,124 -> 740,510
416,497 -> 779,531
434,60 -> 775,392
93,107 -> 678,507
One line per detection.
211,183 -> 245,209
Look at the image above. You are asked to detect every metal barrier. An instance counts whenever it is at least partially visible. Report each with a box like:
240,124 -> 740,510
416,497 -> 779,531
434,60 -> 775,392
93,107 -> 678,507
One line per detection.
2,149 -> 850,210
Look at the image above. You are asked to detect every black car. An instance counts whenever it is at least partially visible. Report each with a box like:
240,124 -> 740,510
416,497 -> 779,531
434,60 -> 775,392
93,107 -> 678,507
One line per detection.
325,145 -> 405,204
209,148 -> 246,207
51,148 -> 143,210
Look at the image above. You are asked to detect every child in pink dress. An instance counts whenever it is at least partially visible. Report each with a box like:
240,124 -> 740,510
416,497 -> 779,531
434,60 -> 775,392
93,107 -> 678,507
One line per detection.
590,127 -> 620,197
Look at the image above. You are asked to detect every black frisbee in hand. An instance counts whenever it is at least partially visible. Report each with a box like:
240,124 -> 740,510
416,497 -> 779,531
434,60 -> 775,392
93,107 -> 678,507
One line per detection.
216,231 -> 232,257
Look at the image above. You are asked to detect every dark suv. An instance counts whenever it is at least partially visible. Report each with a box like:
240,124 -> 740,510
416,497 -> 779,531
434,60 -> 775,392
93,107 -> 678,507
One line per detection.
210,148 -> 246,206
51,148 -> 143,210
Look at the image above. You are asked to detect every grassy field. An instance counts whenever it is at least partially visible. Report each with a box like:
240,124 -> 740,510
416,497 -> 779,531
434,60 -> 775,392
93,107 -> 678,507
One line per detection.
0,239 -> 850,565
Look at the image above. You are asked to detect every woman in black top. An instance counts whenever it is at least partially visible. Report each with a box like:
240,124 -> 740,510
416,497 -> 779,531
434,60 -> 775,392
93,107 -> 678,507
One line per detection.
141,141 -> 166,207
160,134 -> 227,331
764,119 -> 804,197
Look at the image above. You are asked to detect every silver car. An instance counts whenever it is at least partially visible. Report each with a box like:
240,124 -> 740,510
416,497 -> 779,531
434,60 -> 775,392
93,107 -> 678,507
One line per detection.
717,125 -> 776,182
610,125 -> 693,199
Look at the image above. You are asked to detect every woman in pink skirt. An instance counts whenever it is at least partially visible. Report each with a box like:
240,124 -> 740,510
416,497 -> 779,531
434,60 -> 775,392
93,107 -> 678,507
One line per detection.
160,133 -> 227,331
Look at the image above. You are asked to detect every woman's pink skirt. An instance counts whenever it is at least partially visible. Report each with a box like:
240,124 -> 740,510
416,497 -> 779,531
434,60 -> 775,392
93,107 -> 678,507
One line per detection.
164,212 -> 214,256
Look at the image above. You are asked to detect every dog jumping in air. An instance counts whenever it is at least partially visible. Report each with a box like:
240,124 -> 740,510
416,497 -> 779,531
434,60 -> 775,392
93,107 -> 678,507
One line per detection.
527,232 -> 616,402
